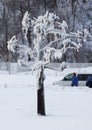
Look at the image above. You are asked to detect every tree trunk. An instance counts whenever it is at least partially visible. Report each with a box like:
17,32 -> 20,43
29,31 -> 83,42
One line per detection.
37,67 -> 45,115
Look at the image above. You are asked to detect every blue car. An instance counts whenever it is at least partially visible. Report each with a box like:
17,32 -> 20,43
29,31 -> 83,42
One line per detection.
86,76 -> 92,88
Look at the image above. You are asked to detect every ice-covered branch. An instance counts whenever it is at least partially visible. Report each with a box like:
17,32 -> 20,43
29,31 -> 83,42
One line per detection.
22,11 -> 31,31
7,11 -> 91,71
7,35 -> 19,53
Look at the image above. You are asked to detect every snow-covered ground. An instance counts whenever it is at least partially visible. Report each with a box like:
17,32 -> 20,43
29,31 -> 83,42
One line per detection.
0,69 -> 92,130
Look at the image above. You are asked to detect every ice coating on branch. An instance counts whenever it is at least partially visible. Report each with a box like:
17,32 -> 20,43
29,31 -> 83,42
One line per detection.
22,11 -> 31,30
22,11 -> 31,40
7,35 -> 32,62
32,11 -> 59,36
7,36 -> 18,53
7,11 -> 91,70
83,29 -> 90,42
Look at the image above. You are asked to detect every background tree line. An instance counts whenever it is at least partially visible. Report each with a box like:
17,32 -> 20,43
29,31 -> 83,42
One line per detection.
0,0 -> 92,63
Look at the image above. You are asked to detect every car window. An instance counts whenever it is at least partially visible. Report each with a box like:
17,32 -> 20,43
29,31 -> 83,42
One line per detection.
63,74 -> 73,81
78,74 -> 90,81
63,73 -> 92,81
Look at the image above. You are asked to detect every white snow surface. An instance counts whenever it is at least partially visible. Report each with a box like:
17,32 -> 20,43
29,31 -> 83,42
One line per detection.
0,69 -> 92,130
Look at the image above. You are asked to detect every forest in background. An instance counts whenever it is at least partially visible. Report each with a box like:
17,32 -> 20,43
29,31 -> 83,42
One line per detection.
0,0 -> 92,63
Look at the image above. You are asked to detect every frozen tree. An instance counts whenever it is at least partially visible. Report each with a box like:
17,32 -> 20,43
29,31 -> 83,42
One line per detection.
7,11 -> 90,115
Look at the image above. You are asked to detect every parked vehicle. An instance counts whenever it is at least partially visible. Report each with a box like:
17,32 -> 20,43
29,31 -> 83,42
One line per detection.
53,73 -> 92,86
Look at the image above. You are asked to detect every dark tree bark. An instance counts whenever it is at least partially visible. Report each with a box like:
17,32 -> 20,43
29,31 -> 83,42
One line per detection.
2,3 -> 9,61
37,67 -> 45,115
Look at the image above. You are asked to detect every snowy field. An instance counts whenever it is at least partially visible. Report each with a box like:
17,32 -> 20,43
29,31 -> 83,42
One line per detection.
0,69 -> 92,130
